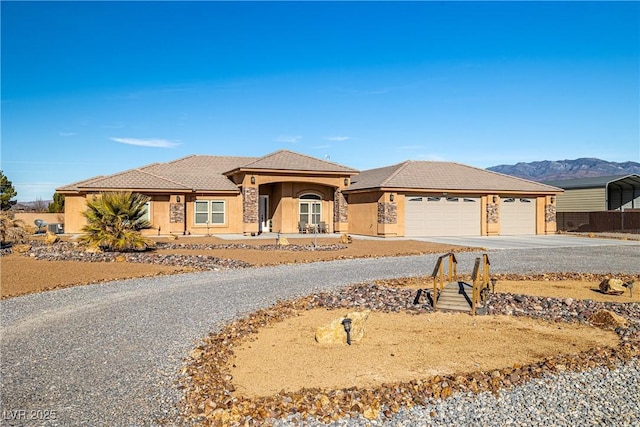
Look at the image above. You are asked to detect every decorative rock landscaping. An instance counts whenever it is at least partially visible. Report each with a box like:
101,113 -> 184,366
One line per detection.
179,281 -> 639,426
15,240 -> 347,272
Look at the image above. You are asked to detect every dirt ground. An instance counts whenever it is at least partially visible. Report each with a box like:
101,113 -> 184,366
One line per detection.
229,309 -> 619,397
0,236 -> 465,298
2,234 -> 634,417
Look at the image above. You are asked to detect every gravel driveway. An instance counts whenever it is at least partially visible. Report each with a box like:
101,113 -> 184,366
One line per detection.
1,245 -> 638,426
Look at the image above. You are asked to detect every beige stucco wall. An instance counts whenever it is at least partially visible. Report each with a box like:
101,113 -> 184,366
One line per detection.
555,188 -> 605,212
347,192 -> 381,236
14,212 -> 65,230
63,196 -> 89,233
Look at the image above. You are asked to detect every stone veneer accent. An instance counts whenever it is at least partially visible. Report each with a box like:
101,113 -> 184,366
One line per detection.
377,202 -> 397,225
243,187 -> 258,224
487,203 -> 499,224
334,190 -> 348,223
170,203 -> 184,223
545,204 -> 556,223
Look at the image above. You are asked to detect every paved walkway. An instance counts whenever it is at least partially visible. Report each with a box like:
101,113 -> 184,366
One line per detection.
413,234 -> 640,249
1,244 -> 638,426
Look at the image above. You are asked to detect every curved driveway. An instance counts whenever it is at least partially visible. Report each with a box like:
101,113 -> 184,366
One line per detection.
1,242 -> 638,426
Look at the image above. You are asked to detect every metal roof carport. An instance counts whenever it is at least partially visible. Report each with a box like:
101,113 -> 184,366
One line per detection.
544,174 -> 640,211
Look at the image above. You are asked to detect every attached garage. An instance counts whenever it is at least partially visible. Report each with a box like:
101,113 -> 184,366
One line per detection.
405,196 -> 481,236
500,197 -> 537,235
345,160 -> 562,238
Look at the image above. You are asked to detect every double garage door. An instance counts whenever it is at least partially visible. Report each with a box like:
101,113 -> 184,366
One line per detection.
405,195 -> 538,236
405,196 -> 480,236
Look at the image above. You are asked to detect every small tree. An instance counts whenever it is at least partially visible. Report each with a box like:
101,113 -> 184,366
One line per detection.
48,192 -> 65,213
0,213 -> 27,246
32,198 -> 48,212
0,171 -> 17,211
79,191 -> 154,252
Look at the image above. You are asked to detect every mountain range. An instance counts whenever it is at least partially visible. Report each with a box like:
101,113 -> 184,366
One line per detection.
487,158 -> 640,182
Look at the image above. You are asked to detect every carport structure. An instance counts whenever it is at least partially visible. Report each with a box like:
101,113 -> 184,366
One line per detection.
344,161 -> 562,237
545,174 -> 640,212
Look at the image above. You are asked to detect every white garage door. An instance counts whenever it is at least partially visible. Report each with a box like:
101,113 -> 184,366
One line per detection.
405,196 -> 481,236
501,198 -> 536,235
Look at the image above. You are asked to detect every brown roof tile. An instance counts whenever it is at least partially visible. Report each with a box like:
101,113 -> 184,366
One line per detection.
235,150 -> 357,173
348,161 -> 562,193
76,169 -> 192,191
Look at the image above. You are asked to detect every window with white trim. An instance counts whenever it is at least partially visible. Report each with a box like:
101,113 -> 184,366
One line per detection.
194,200 -> 226,225
141,202 -> 151,223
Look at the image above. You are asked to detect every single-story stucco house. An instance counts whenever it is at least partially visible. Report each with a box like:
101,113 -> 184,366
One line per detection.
58,149 -> 562,237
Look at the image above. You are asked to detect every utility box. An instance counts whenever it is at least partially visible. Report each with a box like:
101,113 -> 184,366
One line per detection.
48,223 -> 64,234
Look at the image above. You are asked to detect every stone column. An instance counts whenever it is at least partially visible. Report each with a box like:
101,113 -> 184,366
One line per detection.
376,194 -> 398,237
243,186 -> 259,235
545,198 -> 557,234
333,189 -> 348,233
485,196 -> 500,236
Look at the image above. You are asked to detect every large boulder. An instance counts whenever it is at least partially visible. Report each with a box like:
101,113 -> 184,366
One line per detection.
11,244 -> 31,254
588,309 -> 628,330
315,310 -> 371,345
599,278 -> 626,295
45,231 -> 59,244
339,234 -> 353,244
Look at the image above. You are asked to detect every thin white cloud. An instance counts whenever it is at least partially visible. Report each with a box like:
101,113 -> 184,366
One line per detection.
274,135 -> 302,144
110,137 -> 181,148
325,136 -> 350,142
312,145 -> 331,150
59,132 -> 77,137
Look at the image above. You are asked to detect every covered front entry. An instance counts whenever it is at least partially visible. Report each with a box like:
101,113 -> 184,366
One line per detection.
246,181 -> 347,235
500,197 -> 536,235
405,195 -> 481,236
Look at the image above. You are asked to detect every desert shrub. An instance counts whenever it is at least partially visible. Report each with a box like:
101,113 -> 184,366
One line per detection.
0,213 -> 27,247
79,192 -> 154,252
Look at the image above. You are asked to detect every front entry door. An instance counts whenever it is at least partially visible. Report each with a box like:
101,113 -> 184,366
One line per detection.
259,195 -> 269,232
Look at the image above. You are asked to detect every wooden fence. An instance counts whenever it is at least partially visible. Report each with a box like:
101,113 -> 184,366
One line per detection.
557,210 -> 640,233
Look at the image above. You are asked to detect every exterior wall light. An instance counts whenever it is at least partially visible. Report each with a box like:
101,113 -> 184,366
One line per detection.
493,195 -> 498,203
550,196 -> 555,204
176,195 -> 181,203
390,193 -> 395,202
344,178 -> 349,186
250,176 -> 256,185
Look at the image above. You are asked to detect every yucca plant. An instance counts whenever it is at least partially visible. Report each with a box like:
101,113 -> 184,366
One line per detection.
0,213 -> 27,247
80,191 -> 154,252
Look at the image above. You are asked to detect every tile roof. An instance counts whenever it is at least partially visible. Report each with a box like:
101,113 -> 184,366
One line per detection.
233,150 -> 358,173
348,161 -> 562,193
56,175 -> 107,191
57,151 -> 356,193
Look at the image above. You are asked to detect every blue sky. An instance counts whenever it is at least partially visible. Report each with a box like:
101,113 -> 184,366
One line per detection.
2,1 -> 638,202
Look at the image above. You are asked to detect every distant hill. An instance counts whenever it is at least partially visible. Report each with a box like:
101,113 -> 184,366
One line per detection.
487,158 -> 640,182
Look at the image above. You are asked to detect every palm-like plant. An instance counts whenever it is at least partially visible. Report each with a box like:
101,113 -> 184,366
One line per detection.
80,192 -> 154,252
0,213 -> 27,247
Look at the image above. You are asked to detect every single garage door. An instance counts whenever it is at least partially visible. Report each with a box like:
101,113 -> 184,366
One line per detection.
405,196 -> 481,236
501,198 -> 536,235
